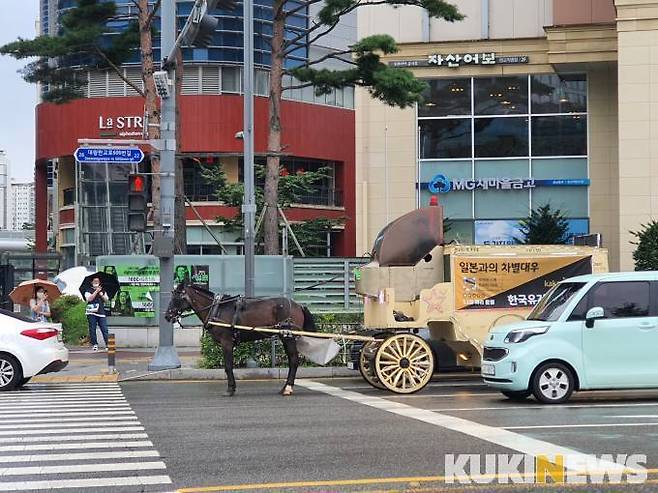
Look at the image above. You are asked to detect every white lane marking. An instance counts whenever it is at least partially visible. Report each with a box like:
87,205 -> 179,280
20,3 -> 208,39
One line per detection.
0,450 -> 160,463
0,420 -> 139,430
0,426 -> 144,436
297,380 -> 629,473
0,441 -> 153,452
0,415 -> 137,425
430,402 -> 658,412
0,396 -> 126,401
606,415 -> 658,418
0,460 -> 166,476
0,410 -> 135,418
341,382 -> 487,390
388,392 -> 501,399
9,389 -> 123,393
0,475 -> 172,491
0,433 -> 149,443
506,422 -> 658,430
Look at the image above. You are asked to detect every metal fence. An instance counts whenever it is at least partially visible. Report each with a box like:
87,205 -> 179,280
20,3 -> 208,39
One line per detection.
292,257 -> 369,313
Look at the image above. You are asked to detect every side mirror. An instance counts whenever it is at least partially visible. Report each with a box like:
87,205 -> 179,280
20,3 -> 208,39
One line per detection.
585,306 -> 605,328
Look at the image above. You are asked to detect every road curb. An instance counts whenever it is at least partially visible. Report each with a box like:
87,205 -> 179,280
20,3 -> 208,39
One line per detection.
119,366 -> 357,381
32,374 -> 119,383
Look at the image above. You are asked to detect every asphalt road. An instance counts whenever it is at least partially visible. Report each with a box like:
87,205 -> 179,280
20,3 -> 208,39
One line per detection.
5,377 -> 658,492
120,377 -> 658,493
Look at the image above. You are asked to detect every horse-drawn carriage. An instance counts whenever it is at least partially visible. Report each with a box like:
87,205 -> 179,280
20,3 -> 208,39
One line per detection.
167,204 -> 608,396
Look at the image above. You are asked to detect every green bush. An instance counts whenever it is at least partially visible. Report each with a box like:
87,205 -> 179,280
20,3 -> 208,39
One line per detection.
632,220 -> 658,271
51,295 -> 89,344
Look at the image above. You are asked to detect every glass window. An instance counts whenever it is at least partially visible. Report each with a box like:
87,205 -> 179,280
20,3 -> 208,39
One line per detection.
528,282 -> 586,321
475,159 -> 529,179
474,117 -> 528,158
474,76 -> 528,115
418,79 -> 471,117
419,119 -> 472,159
531,74 -> 587,114
255,70 -> 269,96
588,282 -> 650,318
531,188 -> 588,218
444,220 -> 474,244
420,160 -> 472,218
221,66 -> 240,92
531,158 -> 588,180
532,115 -> 587,156
344,86 -> 354,108
475,190 -> 529,219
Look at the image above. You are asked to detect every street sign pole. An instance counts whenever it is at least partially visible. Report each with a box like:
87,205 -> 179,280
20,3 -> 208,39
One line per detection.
243,0 -> 256,298
149,0 -> 181,371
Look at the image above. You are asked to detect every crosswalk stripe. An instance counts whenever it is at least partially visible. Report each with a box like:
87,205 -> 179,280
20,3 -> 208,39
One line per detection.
0,460 -> 167,476
1,433 -> 149,443
0,450 -> 160,463
0,440 -> 154,452
0,404 -> 131,410
2,392 -> 125,397
0,419 -> 139,429
0,410 -> 135,418
0,415 -> 136,424
0,475 -> 173,491
0,396 -> 126,401
0,426 -> 145,436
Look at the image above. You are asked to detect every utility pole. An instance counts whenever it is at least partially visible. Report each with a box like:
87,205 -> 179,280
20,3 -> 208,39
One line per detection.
149,0 -> 181,371
243,0 -> 256,298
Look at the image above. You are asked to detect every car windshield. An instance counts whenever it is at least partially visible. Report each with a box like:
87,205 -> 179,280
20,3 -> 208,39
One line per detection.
527,282 -> 586,322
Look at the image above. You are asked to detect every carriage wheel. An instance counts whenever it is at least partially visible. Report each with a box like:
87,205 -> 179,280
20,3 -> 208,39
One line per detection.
358,341 -> 386,390
374,334 -> 434,394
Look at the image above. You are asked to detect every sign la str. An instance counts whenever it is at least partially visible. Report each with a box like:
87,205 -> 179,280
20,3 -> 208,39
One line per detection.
98,115 -> 144,130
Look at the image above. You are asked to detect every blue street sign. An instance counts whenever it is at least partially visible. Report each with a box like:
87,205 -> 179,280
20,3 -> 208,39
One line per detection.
75,147 -> 144,164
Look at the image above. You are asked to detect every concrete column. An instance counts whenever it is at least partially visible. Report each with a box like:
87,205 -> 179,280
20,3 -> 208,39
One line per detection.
615,0 -> 658,270
34,160 -> 48,253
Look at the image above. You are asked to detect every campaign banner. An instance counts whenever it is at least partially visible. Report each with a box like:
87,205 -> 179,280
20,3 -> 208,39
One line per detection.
174,265 -> 210,289
111,265 -> 160,317
453,256 -> 592,310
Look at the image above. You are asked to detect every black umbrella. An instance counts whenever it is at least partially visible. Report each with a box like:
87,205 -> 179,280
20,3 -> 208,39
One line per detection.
79,272 -> 121,300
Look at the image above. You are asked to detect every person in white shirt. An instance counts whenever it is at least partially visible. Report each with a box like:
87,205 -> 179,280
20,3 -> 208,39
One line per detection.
85,277 -> 110,351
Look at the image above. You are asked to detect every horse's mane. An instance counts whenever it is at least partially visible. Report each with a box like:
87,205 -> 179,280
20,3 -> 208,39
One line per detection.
183,283 -> 215,298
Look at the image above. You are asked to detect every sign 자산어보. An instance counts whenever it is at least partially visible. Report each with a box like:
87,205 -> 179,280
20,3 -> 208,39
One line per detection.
453,255 -> 593,310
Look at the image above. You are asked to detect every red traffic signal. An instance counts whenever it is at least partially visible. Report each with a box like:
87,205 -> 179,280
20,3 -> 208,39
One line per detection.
129,174 -> 146,193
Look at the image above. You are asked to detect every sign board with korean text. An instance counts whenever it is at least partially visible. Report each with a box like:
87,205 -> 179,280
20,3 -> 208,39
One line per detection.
75,147 -> 144,164
425,174 -> 590,194
389,52 -> 529,69
453,255 -> 593,310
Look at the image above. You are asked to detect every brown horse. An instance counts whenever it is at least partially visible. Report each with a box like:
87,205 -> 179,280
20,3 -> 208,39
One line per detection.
165,281 -> 316,396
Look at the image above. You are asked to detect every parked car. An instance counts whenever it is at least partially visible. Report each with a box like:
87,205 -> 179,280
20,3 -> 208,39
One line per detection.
482,271 -> 658,404
0,308 -> 68,391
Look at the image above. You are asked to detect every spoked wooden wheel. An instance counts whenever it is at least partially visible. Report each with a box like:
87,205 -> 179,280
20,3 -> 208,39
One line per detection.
374,334 -> 434,394
358,341 -> 386,390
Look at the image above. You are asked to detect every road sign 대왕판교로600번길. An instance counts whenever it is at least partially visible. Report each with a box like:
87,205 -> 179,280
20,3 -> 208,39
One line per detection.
75,147 -> 144,164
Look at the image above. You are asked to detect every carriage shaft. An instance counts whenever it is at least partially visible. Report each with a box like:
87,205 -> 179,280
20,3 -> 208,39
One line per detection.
207,321 -> 376,342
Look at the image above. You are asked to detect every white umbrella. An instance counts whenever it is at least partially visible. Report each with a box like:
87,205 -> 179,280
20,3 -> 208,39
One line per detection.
54,266 -> 96,299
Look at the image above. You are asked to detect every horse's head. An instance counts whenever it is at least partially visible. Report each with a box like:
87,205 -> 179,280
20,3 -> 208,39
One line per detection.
165,281 -> 192,323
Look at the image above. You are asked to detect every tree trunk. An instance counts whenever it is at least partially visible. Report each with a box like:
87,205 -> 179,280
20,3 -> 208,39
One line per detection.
138,0 -> 160,230
174,47 -> 187,254
263,0 -> 286,255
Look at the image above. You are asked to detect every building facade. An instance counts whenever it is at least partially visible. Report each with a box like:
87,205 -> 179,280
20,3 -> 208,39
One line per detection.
35,0 -> 357,267
9,181 -> 36,230
357,0 -> 657,270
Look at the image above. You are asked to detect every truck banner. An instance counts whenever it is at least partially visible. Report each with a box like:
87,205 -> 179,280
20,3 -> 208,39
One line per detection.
103,264 -> 210,317
453,255 -> 592,310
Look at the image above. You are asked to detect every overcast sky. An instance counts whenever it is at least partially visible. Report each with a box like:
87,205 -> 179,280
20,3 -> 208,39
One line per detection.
0,1 -> 39,182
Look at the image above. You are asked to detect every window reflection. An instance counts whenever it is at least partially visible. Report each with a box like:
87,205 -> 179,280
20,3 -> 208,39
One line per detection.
531,74 -> 587,114
474,76 -> 528,115
531,115 -> 587,156
419,119 -> 472,159
474,118 -> 528,157
419,79 -> 471,117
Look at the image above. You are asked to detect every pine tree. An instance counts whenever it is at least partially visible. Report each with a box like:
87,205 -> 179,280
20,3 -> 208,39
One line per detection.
517,204 -> 570,245
631,220 -> 658,271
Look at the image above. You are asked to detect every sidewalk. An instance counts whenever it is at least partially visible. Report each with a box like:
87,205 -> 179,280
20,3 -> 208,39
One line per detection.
32,345 -> 358,383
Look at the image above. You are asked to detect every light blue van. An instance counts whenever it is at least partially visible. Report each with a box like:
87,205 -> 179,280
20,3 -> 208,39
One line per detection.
482,271 -> 658,404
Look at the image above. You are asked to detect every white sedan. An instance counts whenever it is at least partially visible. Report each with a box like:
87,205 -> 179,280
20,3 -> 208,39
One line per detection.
0,309 -> 69,390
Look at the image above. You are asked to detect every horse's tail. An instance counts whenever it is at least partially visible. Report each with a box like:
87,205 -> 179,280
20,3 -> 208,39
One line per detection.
301,305 -> 317,332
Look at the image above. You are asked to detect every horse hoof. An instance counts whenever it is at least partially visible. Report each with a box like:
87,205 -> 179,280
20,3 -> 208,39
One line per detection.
223,390 -> 235,397
281,385 -> 294,396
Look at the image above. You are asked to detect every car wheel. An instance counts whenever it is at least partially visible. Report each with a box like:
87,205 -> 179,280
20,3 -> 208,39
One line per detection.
532,362 -> 574,404
0,355 -> 22,391
501,390 -> 532,401
18,377 -> 31,388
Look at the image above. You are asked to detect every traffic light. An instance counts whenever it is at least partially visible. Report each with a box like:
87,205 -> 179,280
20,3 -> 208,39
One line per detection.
182,0 -> 236,48
128,174 -> 147,232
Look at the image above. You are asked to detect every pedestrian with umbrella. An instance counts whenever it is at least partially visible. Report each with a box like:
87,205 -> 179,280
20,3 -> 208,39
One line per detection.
9,279 -> 61,322
80,272 -> 119,352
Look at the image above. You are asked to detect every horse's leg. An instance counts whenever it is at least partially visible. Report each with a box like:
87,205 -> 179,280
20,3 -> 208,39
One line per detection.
220,332 -> 236,397
280,336 -> 299,396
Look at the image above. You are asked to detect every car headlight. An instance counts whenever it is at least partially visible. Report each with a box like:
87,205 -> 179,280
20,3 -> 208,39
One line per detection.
504,326 -> 549,343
